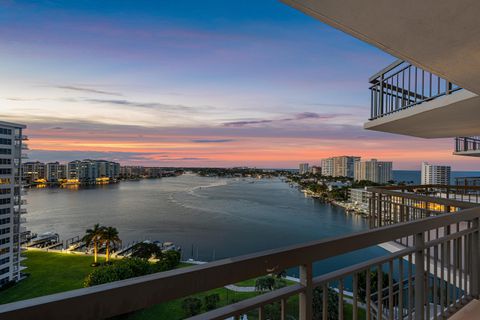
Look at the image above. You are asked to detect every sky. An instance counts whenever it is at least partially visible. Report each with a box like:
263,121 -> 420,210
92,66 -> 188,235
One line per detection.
0,0 -> 478,170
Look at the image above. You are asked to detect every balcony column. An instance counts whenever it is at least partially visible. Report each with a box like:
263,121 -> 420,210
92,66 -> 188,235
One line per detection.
299,263 -> 313,320
414,232 -> 425,320
472,217 -> 480,298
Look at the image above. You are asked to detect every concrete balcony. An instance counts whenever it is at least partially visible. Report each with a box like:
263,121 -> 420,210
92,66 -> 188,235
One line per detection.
454,136 -> 480,157
14,135 -> 28,141
364,60 -> 480,138
2,197 -> 480,319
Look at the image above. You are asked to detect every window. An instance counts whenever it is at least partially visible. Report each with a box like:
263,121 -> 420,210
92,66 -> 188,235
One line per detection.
0,189 -> 10,195
0,149 -> 11,155
0,247 -> 9,256
0,267 -> 9,275
0,237 -> 10,245
0,198 -> 11,205
0,208 -> 10,215
0,159 -> 11,165
0,128 -> 12,135
0,139 -> 11,146
0,169 -> 11,175
0,257 -> 9,265
0,228 -> 9,235
0,218 -> 9,225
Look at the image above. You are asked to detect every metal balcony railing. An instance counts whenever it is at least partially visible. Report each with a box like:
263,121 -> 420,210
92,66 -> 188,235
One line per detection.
2,200 -> 480,319
369,60 -> 462,120
455,136 -> 480,153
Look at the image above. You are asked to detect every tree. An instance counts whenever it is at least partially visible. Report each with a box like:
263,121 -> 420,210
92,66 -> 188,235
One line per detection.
255,276 -> 275,292
182,297 -> 202,317
101,226 -> 121,262
131,242 -> 162,260
358,269 -> 389,302
82,224 -> 105,265
313,287 -> 339,320
158,250 -> 181,270
204,293 -> 220,311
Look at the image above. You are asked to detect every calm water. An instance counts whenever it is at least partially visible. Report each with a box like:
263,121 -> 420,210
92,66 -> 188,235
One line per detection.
26,174 -> 386,276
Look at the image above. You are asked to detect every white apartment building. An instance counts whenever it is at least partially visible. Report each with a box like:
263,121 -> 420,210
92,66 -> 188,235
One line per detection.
0,121 -> 27,287
421,162 -> 451,185
354,159 -> 393,184
349,187 -> 371,210
320,158 -> 334,176
321,156 -> 360,178
298,163 -> 309,175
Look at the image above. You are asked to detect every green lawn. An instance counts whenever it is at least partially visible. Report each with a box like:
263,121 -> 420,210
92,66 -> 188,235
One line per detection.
0,250 -> 103,304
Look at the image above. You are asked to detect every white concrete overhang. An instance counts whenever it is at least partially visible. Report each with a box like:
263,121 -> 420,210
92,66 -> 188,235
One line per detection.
363,90 -> 480,138
280,0 -> 480,95
453,150 -> 480,157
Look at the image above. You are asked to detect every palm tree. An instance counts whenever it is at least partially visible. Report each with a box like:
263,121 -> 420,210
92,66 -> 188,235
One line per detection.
101,226 -> 121,262
82,224 -> 104,265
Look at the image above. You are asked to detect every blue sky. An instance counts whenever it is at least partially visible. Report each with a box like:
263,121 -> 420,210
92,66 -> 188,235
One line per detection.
0,0 -> 474,169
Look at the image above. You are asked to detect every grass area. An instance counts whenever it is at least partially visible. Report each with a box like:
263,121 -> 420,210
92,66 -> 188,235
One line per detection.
234,277 -> 297,287
0,250 -> 104,304
128,288 -> 257,320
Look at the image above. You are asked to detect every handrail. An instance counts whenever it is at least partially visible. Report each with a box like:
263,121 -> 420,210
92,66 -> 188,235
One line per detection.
369,60 -> 462,120
367,186 -> 479,209
2,207 -> 480,319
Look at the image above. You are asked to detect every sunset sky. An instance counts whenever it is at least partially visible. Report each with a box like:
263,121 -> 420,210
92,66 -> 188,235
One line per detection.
1,0 -> 478,170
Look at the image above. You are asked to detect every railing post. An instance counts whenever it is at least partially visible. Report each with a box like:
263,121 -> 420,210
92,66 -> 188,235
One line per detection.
414,232 -> 425,320
299,263 -> 313,320
472,217 -> 480,298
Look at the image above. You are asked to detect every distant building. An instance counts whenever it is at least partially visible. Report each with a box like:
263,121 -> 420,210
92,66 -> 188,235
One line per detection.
421,162 -> 451,185
120,166 -> 145,179
46,162 -> 61,182
310,166 -> 321,175
321,156 -> 360,178
67,160 -> 81,180
354,159 -> 393,184
299,163 -> 309,175
349,188 -> 371,211
23,161 -> 46,183
0,121 -> 28,287
321,158 -> 334,176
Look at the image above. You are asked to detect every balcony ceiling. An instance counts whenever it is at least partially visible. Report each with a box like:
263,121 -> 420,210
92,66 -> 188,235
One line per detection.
281,0 -> 480,95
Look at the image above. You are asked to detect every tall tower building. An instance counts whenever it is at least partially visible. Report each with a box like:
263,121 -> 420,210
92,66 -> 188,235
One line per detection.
421,162 -> 451,185
0,121 -> 27,286
298,163 -> 309,175
354,159 -> 393,184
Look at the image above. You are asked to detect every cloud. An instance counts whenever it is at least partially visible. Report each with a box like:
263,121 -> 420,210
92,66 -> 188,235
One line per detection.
192,139 -> 235,143
54,85 -> 122,96
223,112 -> 342,127
84,98 -> 195,111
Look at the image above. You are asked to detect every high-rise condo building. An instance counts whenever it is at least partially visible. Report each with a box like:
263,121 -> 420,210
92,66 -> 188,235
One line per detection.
421,162 -> 451,185
354,159 -> 393,184
320,158 -> 334,176
332,156 -> 361,178
0,121 -> 27,286
23,161 -> 46,184
298,163 -> 309,175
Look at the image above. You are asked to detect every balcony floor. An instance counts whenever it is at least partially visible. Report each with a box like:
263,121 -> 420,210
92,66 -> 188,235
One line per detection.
449,299 -> 480,320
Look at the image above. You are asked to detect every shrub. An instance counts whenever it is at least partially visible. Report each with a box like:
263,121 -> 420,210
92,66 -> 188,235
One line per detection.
204,293 -> 220,311
131,242 -> 162,260
156,250 -> 181,271
182,297 -> 202,317
84,258 -> 153,287
313,287 -> 339,320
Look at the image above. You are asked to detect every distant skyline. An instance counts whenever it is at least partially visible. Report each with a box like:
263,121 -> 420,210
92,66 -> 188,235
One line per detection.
1,0 -> 478,170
